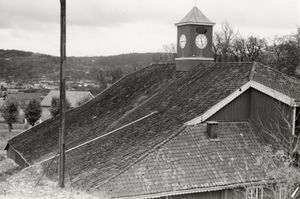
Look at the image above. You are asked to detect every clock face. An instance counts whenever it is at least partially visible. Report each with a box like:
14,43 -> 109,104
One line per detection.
179,34 -> 187,49
195,34 -> 208,49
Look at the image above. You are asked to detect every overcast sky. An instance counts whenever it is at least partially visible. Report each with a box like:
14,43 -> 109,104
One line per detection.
0,0 -> 299,56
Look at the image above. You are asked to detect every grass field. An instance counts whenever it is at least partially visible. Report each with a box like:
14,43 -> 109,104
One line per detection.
0,124 -> 25,156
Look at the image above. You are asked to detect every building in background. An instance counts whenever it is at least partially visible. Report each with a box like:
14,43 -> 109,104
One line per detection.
40,90 -> 94,121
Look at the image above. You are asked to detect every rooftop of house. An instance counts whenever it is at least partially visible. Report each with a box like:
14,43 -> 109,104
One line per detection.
101,122 -> 268,198
40,90 -> 94,108
6,92 -> 43,108
6,62 -> 300,197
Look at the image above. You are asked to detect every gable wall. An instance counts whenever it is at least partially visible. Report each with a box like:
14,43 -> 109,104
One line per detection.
160,189 -> 242,199
249,89 -> 294,150
208,89 -> 250,121
6,145 -> 29,168
207,88 -> 294,149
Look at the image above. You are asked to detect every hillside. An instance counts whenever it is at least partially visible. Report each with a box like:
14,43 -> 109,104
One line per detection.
0,49 -> 170,82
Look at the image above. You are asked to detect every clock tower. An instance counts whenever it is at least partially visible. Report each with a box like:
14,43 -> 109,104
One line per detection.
175,6 -> 215,71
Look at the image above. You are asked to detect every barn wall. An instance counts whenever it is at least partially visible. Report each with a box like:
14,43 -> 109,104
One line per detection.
6,145 -> 28,168
208,90 -> 250,121
249,89 -> 294,149
206,88 -> 294,149
161,189 -> 242,199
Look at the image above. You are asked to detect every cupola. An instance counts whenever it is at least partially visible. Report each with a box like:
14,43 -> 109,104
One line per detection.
175,6 -> 215,71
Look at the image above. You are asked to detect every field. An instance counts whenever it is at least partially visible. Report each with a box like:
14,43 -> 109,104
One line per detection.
0,123 -> 104,198
0,123 -> 26,183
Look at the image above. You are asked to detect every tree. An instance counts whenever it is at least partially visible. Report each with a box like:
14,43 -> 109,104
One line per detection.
76,95 -> 92,107
91,67 -> 108,90
0,99 -> 19,132
50,96 -> 71,118
245,36 -> 267,62
213,21 -> 238,62
162,43 -> 176,63
107,68 -> 123,84
238,98 -> 300,198
24,99 -> 42,126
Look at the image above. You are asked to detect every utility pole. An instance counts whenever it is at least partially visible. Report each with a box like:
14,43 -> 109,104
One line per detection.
59,0 -> 66,188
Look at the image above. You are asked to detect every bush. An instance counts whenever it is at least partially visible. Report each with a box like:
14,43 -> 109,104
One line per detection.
0,99 -> 19,132
24,99 -> 42,126
50,97 -> 71,118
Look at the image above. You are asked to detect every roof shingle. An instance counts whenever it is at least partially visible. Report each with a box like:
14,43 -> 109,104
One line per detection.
101,122 -> 267,198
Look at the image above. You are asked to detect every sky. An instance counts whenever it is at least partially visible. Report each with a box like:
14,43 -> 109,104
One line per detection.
0,0 -> 299,56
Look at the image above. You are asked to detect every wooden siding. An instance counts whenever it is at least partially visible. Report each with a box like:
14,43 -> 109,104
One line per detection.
207,88 -> 294,150
296,107 -> 300,136
6,145 -> 28,168
208,90 -> 250,121
177,25 -> 213,59
162,189 -> 242,199
249,89 -> 294,150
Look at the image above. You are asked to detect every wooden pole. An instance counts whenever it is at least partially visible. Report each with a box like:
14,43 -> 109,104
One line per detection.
59,0 -> 66,188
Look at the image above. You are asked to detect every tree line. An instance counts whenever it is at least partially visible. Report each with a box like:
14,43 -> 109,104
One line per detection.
0,96 -> 90,131
212,22 -> 299,74
158,22 -> 300,78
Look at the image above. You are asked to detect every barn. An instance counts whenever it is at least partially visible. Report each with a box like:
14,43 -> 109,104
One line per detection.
5,6 -> 300,199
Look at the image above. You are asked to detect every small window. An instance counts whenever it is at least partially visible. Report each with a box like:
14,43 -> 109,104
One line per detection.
246,187 -> 263,199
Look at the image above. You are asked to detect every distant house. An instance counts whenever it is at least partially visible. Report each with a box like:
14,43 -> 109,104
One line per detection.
40,90 -> 94,121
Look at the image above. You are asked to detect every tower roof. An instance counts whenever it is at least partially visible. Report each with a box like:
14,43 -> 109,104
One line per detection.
176,6 -> 215,26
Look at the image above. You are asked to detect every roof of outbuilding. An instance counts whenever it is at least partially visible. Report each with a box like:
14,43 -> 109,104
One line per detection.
40,90 -> 93,108
6,61 -> 300,197
6,93 -> 43,108
101,122 -> 268,198
175,6 -> 215,26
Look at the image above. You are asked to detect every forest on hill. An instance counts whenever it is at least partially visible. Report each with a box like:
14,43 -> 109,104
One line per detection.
0,23 -> 299,83
0,50 -> 171,82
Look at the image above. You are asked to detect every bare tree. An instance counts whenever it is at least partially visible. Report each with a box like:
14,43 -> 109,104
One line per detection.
107,68 -> 123,84
238,90 -> 300,199
162,43 -> 176,63
92,67 -> 108,90
213,21 -> 239,62
245,36 -> 267,62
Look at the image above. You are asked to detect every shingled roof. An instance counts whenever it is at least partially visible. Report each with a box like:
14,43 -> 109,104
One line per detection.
251,62 -> 300,100
6,62 -> 300,198
101,122 -> 268,198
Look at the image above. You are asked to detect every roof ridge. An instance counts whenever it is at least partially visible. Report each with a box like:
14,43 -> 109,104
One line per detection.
190,121 -> 250,127
249,62 -> 256,80
96,125 -> 188,190
254,62 -> 300,83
